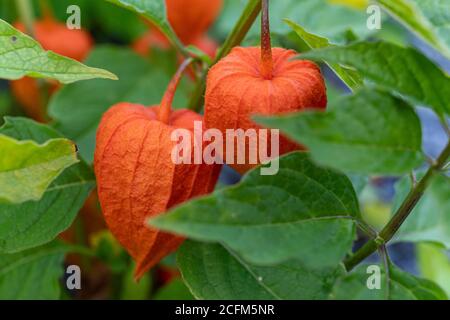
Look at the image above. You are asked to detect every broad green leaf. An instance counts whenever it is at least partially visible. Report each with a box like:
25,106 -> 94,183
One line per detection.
257,88 -> 424,175
377,0 -> 450,59
105,0 -> 183,50
178,241 -> 344,300
333,263 -> 447,300
0,242 -> 66,299
284,19 -> 362,89
49,46 -> 189,162
392,174 -> 450,248
153,278 -> 194,300
0,19 -> 117,83
418,243 -> 450,297
301,42 -> 450,116
0,134 -> 78,204
0,117 -> 95,253
151,152 -> 359,268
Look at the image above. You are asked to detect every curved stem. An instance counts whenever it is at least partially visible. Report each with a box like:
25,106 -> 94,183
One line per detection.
15,0 -> 35,36
440,117 -> 450,138
158,58 -> 193,124
187,0 -> 262,111
378,245 -> 390,300
138,15 -> 188,58
260,0 -> 273,79
166,28 -> 190,58
344,140 -> 450,271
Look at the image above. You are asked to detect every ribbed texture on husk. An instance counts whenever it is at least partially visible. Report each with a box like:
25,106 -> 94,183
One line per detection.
94,103 -> 221,279
205,47 -> 327,174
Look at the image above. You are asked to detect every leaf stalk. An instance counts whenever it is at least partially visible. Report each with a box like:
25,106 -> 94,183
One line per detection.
15,0 -> 35,36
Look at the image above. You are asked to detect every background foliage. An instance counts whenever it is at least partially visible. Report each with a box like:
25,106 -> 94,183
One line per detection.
0,0 -> 449,300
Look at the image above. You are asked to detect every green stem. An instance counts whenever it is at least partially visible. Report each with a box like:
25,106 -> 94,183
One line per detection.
159,58 -> 193,124
441,118 -> 450,138
260,0 -> 273,79
74,215 -> 91,272
15,0 -> 35,36
378,245 -> 390,300
187,0 -> 262,111
344,140 -> 450,271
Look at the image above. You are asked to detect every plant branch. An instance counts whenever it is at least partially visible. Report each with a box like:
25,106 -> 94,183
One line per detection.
187,0 -> 262,111
378,245 -> 390,300
260,0 -> 273,79
159,58 -> 193,123
15,0 -> 35,36
409,171 -> 417,187
344,140 -> 450,271
441,118 -> 450,138
443,162 -> 450,171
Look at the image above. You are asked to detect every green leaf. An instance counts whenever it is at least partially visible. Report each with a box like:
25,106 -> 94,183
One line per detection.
153,278 -> 194,300
257,88 -> 424,175
0,19 -> 117,83
392,174 -> 450,247
0,90 -> 13,121
418,243 -> 450,297
0,242 -> 67,299
284,19 -> 362,89
178,241 -> 344,300
377,0 -> 450,59
49,46 -> 189,162
120,261 -> 152,300
216,0 -> 373,44
92,231 -> 128,273
0,117 -> 95,253
301,41 -> 450,117
105,0 -> 183,51
0,134 -> 78,204
333,263 -> 447,300
151,152 -> 359,268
